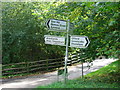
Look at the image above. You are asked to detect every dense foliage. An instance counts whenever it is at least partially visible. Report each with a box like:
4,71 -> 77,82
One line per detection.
2,2 -> 120,64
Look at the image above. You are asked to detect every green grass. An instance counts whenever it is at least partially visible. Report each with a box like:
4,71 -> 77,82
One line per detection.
86,60 -> 120,77
37,60 -> 120,88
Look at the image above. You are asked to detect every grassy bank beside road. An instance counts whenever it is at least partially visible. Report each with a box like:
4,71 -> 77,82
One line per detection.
37,60 -> 120,88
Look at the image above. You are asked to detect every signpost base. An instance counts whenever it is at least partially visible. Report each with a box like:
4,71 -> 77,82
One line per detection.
82,62 -> 84,78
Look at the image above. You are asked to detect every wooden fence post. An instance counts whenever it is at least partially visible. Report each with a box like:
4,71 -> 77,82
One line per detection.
27,62 -> 29,74
46,59 -> 49,71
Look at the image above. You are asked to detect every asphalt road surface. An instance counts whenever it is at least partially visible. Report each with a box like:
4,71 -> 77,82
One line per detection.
0,58 -> 117,89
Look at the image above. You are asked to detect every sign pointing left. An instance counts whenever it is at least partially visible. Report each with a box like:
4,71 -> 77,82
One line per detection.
44,35 -> 65,46
46,19 -> 67,31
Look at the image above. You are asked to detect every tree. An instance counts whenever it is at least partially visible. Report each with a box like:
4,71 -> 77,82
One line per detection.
40,2 -> 120,60
2,2 -> 119,64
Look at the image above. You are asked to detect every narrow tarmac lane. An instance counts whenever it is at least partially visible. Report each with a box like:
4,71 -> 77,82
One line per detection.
0,58 -> 117,89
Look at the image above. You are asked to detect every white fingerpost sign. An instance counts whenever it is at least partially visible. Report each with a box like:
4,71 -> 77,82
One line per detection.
45,19 -> 90,84
46,19 -> 67,31
70,36 -> 90,48
44,35 -> 65,46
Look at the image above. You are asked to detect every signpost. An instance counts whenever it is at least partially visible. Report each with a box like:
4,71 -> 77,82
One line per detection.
44,35 -> 65,46
70,36 -> 90,48
45,19 -> 90,84
64,19 -> 69,84
46,19 -> 67,31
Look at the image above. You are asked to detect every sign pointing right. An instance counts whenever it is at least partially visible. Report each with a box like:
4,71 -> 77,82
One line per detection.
70,35 -> 90,48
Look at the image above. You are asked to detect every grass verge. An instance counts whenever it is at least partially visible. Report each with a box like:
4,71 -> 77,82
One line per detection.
37,60 -> 120,88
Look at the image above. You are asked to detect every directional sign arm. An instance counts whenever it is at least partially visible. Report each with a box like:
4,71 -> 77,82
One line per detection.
46,19 -> 67,31
70,36 -> 90,48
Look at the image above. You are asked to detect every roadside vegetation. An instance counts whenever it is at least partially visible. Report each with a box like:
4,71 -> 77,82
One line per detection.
37,60 -> 120,88
2,2 -> 119,78
2,2 -> 119,64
